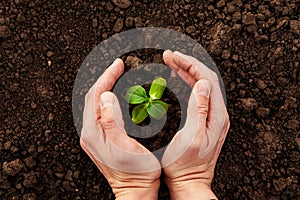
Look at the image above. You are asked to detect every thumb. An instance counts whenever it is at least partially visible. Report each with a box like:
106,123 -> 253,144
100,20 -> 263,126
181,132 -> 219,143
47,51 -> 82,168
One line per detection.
100,92 -> 125,134
100,92 -> 143,152
99,92 -> 161,173
185,79 -> 210,128
162,79 -> 210,167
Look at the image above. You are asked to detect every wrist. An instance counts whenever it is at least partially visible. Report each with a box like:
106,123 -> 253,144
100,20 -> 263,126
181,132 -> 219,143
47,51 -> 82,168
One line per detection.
113,179 -> 160,200
166,180 -> 217,200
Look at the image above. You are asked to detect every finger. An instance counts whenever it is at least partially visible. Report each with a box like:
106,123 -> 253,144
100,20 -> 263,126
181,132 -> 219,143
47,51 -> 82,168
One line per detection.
163,51 -> 230,161
199,104 -> 230,159
183,79 -> 210,135
163,50 -> 203,87
161,79 -> 210,167
173,51 -> 218,84
100,92 -> 146,153
100,92 -> 125,133
83,91 -> 161,173
163,50 -> 196,86
205,77 -> 229,147
95,58 -> 124,98
198,84 -> 229,159
89,58 -> 124,118
173,51 -> 229,157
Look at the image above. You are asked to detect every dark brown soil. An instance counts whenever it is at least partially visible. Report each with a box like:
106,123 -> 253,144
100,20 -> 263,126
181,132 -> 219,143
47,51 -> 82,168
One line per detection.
0,0 -> 299,199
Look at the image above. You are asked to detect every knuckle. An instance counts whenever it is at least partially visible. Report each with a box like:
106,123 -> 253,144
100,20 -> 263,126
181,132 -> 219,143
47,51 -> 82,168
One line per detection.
197,97 -> 209,114
198,105 -> 208,115
100,109 -> 116,130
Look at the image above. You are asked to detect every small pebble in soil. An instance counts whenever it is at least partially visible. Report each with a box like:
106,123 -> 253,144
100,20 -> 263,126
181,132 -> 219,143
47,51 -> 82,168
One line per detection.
112,0 -> 132,9
273,177 -> 292,192
242,12 -> 256,25
241,98 -> 257,112
186,25 -> 195,34
22,193 -> 37,200
24,157 -> 36,168
113,18 -> 123,32
256,107 -> 270,118
23,171 -> 39,188
125,55 -> 142,68
125,16 -> 134,27
0,25 -> 11,38
2,159 -> 23,176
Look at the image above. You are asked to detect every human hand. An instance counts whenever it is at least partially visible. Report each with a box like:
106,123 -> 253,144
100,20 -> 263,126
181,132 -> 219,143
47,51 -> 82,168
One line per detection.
80,59 -> 161,200
162,50 -> 230,200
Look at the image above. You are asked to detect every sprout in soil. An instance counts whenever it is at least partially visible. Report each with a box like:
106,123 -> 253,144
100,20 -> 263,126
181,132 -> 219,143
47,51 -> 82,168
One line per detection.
125,77 -> 168,124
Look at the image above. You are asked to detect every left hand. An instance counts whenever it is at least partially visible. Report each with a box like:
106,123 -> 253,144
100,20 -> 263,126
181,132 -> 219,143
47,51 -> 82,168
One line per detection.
161,50 -> 230,199
80,58 -> 161,200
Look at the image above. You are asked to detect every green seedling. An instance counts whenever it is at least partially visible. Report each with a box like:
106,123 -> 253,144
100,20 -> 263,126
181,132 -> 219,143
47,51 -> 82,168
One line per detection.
125,77 -> 168,124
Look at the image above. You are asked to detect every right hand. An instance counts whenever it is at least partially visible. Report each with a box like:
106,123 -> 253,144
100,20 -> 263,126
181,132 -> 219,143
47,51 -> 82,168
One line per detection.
161,50 -> 230,199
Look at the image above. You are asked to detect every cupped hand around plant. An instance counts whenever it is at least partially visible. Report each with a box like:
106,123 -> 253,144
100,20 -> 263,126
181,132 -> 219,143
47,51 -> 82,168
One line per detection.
161,50 -> 230,200
80,59 -> 161,200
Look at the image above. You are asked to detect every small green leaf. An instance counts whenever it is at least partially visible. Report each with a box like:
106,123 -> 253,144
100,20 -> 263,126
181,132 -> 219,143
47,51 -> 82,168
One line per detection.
149,77 -> 166,100
132,103 -> 149,124
147,100 -> 168,120
125,86 -> 148,104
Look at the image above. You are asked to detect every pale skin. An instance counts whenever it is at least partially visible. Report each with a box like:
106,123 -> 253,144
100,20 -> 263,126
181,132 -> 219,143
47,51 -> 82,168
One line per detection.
80,50 -> 230,199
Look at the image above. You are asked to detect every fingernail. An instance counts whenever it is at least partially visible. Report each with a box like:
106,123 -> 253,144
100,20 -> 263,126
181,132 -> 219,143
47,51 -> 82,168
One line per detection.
101,93 -> 114,108
165,49 -> 172,54
112,58 -> 119,64
197,79 -> 210,97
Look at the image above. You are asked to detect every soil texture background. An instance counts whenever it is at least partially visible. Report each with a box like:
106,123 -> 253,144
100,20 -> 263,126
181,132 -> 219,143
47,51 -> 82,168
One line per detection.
0,0 -> 299,199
